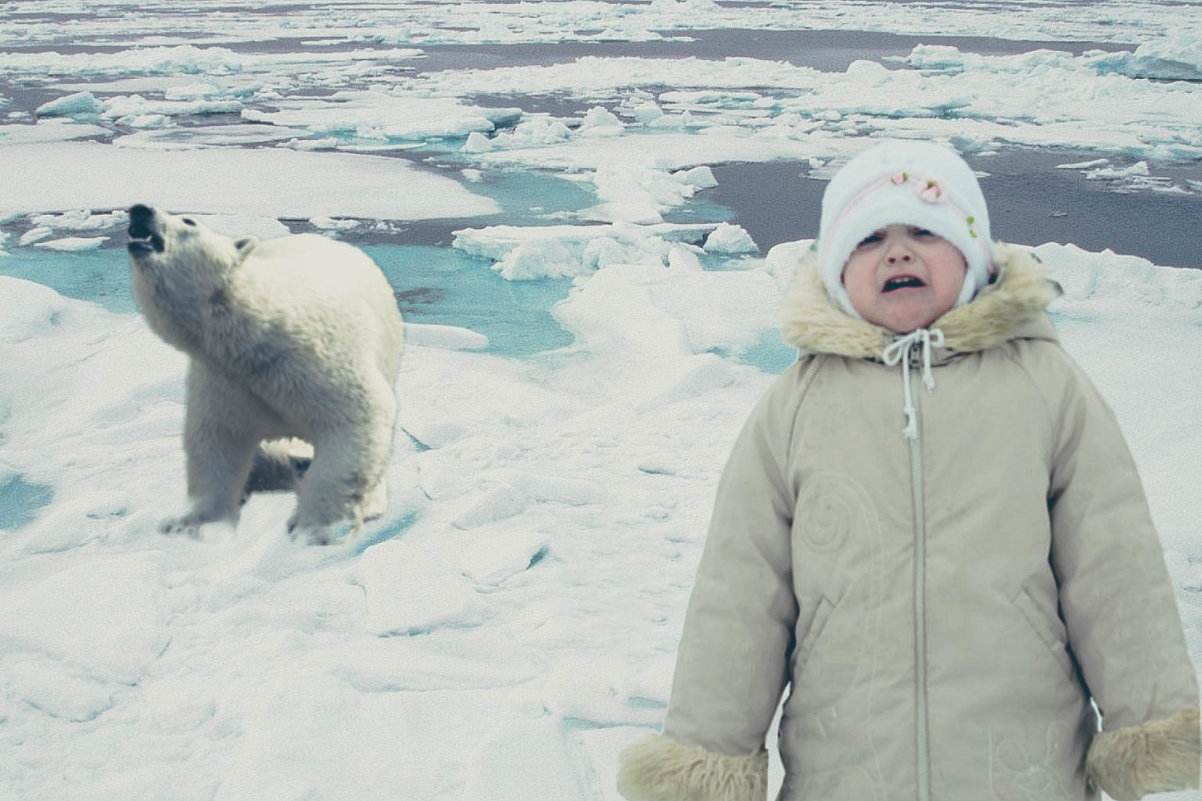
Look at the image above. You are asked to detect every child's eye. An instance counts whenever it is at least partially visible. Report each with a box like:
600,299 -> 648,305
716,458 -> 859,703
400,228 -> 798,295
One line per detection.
911,227 -> 936,238
855,231 -> 885,248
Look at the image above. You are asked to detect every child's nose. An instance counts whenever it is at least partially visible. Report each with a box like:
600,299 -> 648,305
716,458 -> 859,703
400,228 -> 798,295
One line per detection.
884,242 -> 914,264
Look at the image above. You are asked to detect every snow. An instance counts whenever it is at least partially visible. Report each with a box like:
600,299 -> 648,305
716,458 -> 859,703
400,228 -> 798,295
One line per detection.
404,322 -> 490,352
0,142 -> 501,219
33,236 -> 107,251
1,555 -> 170,686
358,538 -> 491,635
2,2 -> 1201,800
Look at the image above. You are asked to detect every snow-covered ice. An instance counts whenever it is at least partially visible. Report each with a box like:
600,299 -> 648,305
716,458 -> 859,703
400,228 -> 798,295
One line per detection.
1,2 -> 1201,800
0,142 -> 502,220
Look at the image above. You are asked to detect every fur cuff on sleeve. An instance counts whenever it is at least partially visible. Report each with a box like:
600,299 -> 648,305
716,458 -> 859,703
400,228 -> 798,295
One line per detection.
1085,708 -> 1201,801
616,733 -> 767,801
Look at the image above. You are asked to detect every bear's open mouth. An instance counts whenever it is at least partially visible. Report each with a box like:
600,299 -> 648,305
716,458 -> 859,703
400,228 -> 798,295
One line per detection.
127,228 -> 165,256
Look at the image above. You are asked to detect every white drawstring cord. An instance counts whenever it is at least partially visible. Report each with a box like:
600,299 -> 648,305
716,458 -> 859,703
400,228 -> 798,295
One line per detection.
882,328 -> 945,439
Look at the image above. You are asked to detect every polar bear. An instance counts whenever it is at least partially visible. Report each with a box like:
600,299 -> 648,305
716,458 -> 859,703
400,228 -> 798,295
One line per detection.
127,204 -> 404,541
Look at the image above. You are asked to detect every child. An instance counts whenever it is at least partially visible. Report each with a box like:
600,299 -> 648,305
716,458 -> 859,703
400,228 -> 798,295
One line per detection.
616,140 -> 1199,801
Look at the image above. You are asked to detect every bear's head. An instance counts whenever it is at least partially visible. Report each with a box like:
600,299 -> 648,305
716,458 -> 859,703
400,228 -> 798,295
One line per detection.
127,204 -> 258,281
128,204 -> 261,350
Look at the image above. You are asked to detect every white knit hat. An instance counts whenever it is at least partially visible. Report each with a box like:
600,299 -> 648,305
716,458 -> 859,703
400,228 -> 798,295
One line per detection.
817,139 -> 996,319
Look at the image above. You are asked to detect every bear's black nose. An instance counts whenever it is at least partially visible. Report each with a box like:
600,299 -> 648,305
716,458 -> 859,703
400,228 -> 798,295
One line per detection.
127,204 -> 164,255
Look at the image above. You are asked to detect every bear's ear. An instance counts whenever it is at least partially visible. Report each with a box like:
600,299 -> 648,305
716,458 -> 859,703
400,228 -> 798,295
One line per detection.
234,236 -> 259,258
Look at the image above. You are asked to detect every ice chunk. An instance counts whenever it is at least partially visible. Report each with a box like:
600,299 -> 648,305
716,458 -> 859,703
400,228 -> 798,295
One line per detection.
358,538 -> 489,636
453,221 -> 717,280
18,227 -> 52,246
102,93 -> 243,124
673,165 -> 718,189
0,119 -> 110,146
0,275 -> 76,341
703,221 -> 758,254
404,322 -> 489,351
462,130 -> 493,152
462,718 -> 584,800
242,92 -> 518,142
541,651 -> 669,726
906,45 -> 969,73
632,101 -> 665,124
29,208 -> 124,231
162,81 -> 229,101
1085,160 -> 1151,180
764,239 -> 813,292
579,105 -> 625,136
0,555 -> 169,684
222,670 -> 511,801
4,654 -> 115,722
586,164 -> 712,224
1038,242 -> 1202,310
33,236 -> 107,251
460,530 -> 550,586
667,242 -> 704,270
1092,32 -> 1202,81
35,91 -> 103,118
452,472 -> 605,530
490,117 -> 571,148
496,238 -> 578,280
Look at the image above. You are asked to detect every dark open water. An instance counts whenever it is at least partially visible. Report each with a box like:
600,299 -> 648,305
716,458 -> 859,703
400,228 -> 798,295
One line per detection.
420,27 -> 1133,73
421,29 -> 1200,269
707,152 -> 1202,268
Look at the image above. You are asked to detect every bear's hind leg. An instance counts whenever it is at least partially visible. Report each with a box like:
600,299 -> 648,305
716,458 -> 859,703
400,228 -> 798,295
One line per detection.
359,476 -> 388,523
288,425 -> 391,543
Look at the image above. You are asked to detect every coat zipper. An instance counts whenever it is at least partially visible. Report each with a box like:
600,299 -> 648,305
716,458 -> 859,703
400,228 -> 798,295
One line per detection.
908,369 -> 932,801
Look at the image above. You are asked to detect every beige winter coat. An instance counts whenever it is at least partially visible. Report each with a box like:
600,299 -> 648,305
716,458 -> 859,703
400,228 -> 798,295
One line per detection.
618,244 -> 1199,801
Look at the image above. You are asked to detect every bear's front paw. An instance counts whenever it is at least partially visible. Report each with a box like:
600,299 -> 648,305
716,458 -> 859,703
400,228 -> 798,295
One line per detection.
159,514 -> 204,537
160,511 -> 234,538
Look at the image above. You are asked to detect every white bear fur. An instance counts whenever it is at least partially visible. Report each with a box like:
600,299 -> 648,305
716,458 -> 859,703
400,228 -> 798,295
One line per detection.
127,205 -> 404,541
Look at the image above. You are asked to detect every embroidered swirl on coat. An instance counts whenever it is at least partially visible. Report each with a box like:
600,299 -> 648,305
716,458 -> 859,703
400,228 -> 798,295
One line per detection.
797,471 -> 874,554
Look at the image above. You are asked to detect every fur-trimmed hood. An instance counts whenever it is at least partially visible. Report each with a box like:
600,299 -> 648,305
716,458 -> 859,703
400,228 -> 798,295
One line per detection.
779,241 -> 1060,359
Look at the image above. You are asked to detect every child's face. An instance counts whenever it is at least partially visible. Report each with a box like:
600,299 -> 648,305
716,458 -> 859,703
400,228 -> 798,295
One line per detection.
842,224 -> 967,333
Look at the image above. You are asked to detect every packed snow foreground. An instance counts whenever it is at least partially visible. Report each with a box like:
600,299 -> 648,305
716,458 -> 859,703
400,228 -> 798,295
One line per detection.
2,240 -> 1200,800
2,1 -> 1202,800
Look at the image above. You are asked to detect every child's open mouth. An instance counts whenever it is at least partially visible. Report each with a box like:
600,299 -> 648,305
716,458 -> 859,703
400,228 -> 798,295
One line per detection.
883,275 -> 926,292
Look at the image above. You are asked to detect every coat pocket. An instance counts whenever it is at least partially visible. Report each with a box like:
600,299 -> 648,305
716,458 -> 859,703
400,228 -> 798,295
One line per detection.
781,584 -> 877,777
1011,585 -> 1075,680
788,589 -> 867,713
793,595 -> 836,677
